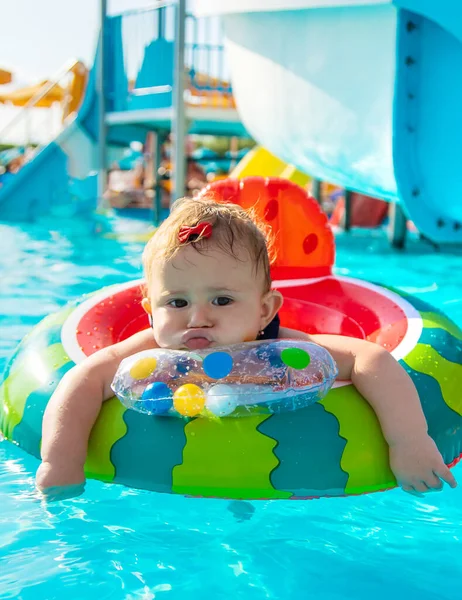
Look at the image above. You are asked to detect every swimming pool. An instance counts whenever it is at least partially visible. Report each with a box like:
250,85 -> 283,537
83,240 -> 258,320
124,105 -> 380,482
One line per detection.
1,216 -> 462,600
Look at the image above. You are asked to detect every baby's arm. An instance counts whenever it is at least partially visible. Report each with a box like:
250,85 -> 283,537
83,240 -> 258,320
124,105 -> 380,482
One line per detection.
36,329 -> 156,497
280,327 -> 457,494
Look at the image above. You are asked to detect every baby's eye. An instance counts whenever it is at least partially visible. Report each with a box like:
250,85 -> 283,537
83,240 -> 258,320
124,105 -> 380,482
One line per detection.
168,298 -> 188,308
212,296 -> 233,306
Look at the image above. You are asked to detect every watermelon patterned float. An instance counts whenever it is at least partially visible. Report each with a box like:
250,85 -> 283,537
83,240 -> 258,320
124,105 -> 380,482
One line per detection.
1,177 -> 462,499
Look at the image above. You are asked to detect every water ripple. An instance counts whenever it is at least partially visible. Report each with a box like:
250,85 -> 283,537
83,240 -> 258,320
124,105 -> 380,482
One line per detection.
1,221 -> 462,599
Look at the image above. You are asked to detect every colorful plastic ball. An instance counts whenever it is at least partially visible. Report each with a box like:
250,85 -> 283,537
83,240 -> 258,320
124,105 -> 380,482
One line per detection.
175,355 -> 199,376
129,357 -> 157,380
173,384 -> 206,416
281,347 -> 311,369
206,384 -> 239,417
203,351 -> 234,379
141,382 -> 173,415
256,343 -> 284,369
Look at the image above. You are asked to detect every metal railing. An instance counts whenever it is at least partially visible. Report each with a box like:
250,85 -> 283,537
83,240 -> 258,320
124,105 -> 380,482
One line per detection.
114,3 -> 234,111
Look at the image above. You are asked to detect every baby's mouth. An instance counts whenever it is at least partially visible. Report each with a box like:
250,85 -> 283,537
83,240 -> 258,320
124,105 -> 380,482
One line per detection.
184,337 -> 212,350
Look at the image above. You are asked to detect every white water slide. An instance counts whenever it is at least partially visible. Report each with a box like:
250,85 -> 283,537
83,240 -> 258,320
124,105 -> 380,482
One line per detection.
194,0 -> 462,244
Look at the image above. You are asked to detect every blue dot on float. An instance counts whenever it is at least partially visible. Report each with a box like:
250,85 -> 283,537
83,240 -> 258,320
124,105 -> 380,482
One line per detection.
203,351 -> 233,379
141,381 -> 173,414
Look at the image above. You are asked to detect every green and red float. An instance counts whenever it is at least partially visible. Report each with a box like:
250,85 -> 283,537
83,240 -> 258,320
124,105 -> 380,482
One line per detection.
1,178 -> 462,499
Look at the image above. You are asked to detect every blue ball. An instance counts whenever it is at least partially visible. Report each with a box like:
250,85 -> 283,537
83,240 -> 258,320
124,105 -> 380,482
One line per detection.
175,355 -> 197,376
141,382 -> 173,415
203,351 -> 233,380
256,343 -> 284,370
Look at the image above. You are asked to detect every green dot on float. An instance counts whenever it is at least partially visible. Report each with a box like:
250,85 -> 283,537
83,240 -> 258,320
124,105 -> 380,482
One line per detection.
281,347 -> 311,370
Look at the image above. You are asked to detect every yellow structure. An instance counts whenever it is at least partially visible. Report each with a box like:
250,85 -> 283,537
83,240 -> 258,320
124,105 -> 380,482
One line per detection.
63,61 -> 88,119
0,68 -> 12,85
187,72 -> 235,109
230,146 -> 311,187
0,61 -> 87,120
0,81 -> 65,107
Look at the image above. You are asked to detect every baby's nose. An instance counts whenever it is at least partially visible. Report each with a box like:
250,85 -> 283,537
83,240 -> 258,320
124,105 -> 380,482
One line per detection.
188,305 -> 213,328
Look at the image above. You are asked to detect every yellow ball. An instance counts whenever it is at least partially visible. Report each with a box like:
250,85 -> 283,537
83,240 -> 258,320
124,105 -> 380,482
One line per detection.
129,357 -> 157,380
173,384 -> 206,417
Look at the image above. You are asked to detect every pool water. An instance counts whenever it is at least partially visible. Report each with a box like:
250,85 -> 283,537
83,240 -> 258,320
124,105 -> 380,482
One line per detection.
1,216 -> 462,600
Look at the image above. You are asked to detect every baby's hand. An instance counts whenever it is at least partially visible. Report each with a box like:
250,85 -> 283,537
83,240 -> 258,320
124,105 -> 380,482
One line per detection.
389,435 -> 457,495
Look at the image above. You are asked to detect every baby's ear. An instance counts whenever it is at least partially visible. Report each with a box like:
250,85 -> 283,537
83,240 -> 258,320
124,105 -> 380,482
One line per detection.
141,298 -> 152,315
261,290 -> 283,328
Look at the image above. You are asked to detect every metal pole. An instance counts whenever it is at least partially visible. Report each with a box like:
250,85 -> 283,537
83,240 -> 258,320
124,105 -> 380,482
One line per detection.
311,178 -> 322,205
343,189 -> 352,231
158,4 -> 164,39
388,202 -> 407,249
153,131 -> 164,226
25,107 -> 31,147
172,0 -> 187,204
97,0 -> 108,206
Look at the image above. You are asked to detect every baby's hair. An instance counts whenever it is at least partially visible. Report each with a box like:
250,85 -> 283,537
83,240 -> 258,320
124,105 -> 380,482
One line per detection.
142,195 -> 275,292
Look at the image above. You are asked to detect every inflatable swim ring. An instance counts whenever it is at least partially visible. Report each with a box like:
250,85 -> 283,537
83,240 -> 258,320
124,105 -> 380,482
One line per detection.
1,177 -> 462,499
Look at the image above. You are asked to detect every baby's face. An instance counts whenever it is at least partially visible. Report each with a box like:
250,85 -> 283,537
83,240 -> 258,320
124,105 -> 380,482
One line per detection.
144,244 -> 281,350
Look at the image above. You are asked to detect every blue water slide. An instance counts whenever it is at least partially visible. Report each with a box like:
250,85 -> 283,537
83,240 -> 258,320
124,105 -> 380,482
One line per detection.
0,47 -> 103,220
0,5 -> 245,221
194,0 -> 462,244
0,16 -> 156,221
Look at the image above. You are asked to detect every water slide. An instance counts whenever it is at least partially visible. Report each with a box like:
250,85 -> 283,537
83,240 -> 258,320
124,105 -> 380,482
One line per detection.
194,0 -> 462,245
0,60 -> 101,221
0,9 -> 245,222
0,14 -> 157,222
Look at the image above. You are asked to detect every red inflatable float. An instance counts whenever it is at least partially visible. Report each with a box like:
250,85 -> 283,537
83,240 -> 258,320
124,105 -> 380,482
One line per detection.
65,177 -> 409,359
5,177 -> 461,499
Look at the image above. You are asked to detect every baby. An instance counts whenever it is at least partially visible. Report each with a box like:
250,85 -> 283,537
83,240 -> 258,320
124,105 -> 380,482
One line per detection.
36,196 -> 457,497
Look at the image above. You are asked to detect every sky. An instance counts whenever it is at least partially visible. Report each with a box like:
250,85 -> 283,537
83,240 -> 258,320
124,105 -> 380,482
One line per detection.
1,1 -> 166,85
1,1 -> 212,145
0,1 -> 189,144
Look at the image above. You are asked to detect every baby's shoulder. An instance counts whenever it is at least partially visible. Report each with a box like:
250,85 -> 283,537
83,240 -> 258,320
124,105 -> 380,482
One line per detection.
278,326 -> 312,341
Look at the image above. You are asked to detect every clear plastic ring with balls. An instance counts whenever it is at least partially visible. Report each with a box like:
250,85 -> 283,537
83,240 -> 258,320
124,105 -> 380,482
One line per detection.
111,340 -> 338,418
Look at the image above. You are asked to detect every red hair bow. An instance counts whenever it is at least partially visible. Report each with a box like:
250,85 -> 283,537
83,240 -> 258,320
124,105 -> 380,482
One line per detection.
178,222 -> 213,244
